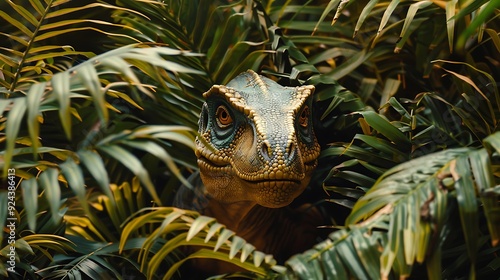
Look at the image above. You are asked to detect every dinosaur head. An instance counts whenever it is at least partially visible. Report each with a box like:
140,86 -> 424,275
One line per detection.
196,70 -> 320,208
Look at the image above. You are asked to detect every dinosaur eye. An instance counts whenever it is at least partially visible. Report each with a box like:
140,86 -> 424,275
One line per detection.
216,105 -> 233,128
299,106 -> 310,127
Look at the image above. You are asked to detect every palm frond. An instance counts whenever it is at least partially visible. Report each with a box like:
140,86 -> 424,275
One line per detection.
1,45 -> 200,232
119,207 -> 282,279
37,235 -> 145,280
113,0 -> 273,85
324,0 -> 499,52
0,0 -> 148,92
284,132 -> 500,278
0,217 -> 76,279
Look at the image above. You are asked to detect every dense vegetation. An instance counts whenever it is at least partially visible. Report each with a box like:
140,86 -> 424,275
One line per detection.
1,0 -> 499,279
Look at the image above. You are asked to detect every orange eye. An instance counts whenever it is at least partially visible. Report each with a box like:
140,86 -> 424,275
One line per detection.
299,106 -> 309,127
216,105 -> 233,127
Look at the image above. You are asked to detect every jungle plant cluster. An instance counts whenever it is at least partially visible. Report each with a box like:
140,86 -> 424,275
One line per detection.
0,0 -> 499,279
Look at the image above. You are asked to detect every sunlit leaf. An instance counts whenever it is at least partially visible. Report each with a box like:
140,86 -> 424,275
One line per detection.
359,111 -> 411,148
38,168 -> 62,224
52,71 -> 72,139
353,0 -> 379,37
98,144 -> 160,205
4,98 -> 26,175
446,0 -> 458,52
77,150 -> 113,205
21,178 -> 38,231
60,158 -> 87,213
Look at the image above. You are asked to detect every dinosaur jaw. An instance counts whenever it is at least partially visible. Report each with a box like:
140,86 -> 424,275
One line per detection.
237,159 -> 318,207
248,179 -> 309,208
197,155 -> 315,208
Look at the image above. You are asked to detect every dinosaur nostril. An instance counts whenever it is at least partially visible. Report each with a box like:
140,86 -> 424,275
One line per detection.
261,142 -> 271,161
287,142 -> 296,159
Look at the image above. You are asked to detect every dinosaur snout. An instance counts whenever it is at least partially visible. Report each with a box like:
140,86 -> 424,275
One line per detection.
259,139 -> 297,163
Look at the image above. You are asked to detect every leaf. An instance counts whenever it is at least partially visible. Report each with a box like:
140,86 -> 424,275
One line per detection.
60,158 -> 88,213
208,12 -> 247,74
229,236 -> 246,260
215,228 -> 235,252
286,249 -> 325,279
214,41 -> 266,82
351,149 -> 456,224
163,248 -> 270,280
6,0 -> 39,26
377,0 -> 401,36
356,134 -> 407,159
222,50 -> 270,84
0,9 -> 33,37
380,78 -> 400,107
353,0 -> 379,37
119,208 -> 182,253
0,99 -> 12,116
453,0 -> 490,21
186,215 -> 215,241
359,111 -> 411,148
395,0 -> 431,52
77,150 -> 113,205
99,56 -> 151,96
309,49 -> 373,82
76,63 -> 107,123
130,125 -> 195,149
22,234 -> 75,253
287,147 -> 481,278
98,145 -> 161,205
21,178 -> 38,231
456,0 -> 500,52
122,47 -> 204,74
206,222 -> 225,243
445,0 -> 458,52
450,155 -> 479,273
26,82 -> 45,157
484,28 -> 500,53
468,148 -> 500,247
337,238 -> 371,279
314,0 -> 341,31
399,1 -> 433,41
38,168 -> 62,224
240,243 -> 256,263
52,71 -> 72,139
123,140 -> 192,188
4,97 -> 26,175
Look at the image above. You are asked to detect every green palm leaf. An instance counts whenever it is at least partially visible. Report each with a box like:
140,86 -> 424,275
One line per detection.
0,0 -> 144,91
1,0 -> 498,278
324,0 -> 499,53
1,45 -> 200,244
37,235 -> 144,280
119,207 -> 281,279
285,132 -> 500,278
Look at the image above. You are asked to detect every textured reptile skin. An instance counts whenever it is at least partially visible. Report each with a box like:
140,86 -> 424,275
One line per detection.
196,70 -> 320,207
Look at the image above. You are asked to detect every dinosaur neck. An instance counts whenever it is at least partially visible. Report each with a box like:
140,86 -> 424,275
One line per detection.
204,199 -> 258,232
203,197 -> 318,262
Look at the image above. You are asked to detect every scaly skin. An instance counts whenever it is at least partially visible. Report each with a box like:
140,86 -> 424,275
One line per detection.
190,70 -> 322,274
196,70 -> 321,207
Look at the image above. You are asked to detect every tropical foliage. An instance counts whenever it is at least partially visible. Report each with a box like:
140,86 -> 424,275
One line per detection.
0,0 -> 499,279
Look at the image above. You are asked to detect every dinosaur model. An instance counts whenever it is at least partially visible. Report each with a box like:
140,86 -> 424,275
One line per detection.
176,70 -> 322,274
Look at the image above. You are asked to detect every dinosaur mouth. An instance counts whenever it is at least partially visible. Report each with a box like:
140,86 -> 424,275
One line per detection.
242,178 -> 300,184
197,150 -> 317,186
197,155 -> 230,168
